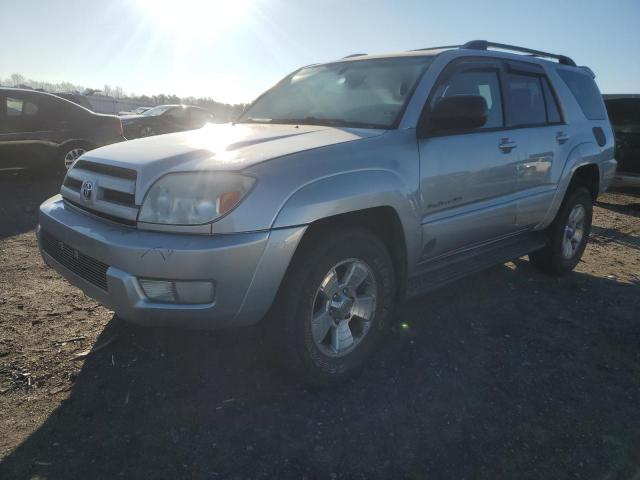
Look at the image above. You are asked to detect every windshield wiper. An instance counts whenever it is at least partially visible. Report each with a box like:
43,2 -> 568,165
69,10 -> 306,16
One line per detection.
268,116 -> 386,129
237,116 -> 386,129
236,117 -> 274,124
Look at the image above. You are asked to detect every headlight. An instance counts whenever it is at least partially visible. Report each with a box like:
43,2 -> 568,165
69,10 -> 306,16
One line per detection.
138,172 -> 255,225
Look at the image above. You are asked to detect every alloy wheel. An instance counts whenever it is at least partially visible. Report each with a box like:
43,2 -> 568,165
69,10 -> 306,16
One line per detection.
63,148 -> 86,169
310,258 -> 377,357
562,203 -> 586,259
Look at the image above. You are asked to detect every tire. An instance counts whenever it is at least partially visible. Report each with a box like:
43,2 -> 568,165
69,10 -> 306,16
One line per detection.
529,186 -> 593,275
59,143 -> 89,170
273,227 -> 396,386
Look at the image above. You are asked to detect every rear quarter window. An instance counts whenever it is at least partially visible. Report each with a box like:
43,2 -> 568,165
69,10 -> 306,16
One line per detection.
557,70 -> 607,120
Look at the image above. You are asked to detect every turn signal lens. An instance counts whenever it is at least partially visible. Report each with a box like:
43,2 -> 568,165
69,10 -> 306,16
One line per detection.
217,191 -> 242,216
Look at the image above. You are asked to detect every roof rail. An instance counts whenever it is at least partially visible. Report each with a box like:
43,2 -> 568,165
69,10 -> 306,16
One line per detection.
343,53 -> 367,59
462,40 -> 576,66
411,45 -> 462,52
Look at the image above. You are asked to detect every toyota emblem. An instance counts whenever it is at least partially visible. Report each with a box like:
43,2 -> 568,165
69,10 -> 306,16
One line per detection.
81,180 -> 94,201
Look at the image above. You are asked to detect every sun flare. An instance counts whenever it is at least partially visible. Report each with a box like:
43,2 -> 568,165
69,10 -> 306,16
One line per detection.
137,0 -> 252,39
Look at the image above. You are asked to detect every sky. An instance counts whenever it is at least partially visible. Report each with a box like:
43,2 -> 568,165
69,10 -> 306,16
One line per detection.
1,0 -> 639,104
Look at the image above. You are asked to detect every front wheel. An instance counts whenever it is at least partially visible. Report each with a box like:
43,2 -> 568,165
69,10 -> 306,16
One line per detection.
275,228 -> 395,386
529,186 -> 593,275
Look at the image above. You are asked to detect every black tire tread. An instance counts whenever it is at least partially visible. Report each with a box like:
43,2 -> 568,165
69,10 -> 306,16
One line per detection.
529,186 -> 593,275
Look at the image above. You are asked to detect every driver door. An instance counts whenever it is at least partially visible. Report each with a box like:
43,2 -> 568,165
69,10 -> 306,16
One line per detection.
417,59 -> 520,261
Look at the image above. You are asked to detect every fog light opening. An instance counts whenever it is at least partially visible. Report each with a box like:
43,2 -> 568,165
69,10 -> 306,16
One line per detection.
139,279 -> 215,304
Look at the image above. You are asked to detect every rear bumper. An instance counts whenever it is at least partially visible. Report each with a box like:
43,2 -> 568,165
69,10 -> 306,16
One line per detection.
38,195 -> 305,329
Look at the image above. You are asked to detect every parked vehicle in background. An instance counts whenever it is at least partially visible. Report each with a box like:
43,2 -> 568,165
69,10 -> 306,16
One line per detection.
0,88 -> 125,171
120,104 -> 214,139
604,94 -> 640,187
39,41 -> 616,385
118,106 -> 152,116
52,92 -> 95,111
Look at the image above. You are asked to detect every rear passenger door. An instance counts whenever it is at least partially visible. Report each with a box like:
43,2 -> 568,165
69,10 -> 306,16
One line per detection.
418,59 -> 520,260
502,62 -> 569,227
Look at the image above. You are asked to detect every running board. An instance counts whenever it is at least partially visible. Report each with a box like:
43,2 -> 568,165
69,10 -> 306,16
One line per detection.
406,234 -> 546,298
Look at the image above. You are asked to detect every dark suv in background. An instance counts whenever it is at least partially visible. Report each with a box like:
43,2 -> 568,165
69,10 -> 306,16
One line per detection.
0,88 -> 125,171
51,92 -> 95,111
120,104 -> 214,139
604,94 -> 640,187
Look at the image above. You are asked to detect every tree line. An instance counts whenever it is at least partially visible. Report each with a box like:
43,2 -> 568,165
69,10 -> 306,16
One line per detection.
1,73 -> 247,122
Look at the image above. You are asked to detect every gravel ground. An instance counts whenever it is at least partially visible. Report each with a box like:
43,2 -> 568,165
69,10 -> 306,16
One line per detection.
0,170 -> 639,479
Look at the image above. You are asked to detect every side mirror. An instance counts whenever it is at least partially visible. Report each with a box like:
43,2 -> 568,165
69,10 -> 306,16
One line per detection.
423,95 -> 488,135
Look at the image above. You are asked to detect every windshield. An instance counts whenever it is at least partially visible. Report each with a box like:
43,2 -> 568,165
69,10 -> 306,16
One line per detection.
237,56 -> 434,129
143,105 -> 172,116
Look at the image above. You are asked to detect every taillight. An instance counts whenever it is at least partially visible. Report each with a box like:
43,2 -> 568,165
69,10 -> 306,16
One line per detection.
117,119 -> 124,138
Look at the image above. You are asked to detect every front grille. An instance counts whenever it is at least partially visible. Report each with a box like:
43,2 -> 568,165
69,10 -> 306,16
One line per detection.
64,176 -> 82,191
61,160 -> 139,225
74,160 -> 137,180
40,230 -> 109,290
64,199 -> 137,227
102,188 -> 135,207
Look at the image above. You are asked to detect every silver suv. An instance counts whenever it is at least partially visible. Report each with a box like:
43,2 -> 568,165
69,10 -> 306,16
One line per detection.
39,41 -> 617,385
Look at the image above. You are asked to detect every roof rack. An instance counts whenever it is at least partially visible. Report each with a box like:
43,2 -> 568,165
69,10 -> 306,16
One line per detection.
462,40 -> 576,66
410,45 -> 462,52
408,40 -> 576,66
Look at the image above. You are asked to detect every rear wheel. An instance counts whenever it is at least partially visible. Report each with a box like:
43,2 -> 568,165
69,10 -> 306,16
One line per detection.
274,228 -> 395,386
529,186 -> 593,275
62,146 -> 87,170
56,143 -> 90,170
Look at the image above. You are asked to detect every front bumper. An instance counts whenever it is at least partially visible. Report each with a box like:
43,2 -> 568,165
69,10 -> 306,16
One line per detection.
38,195 -> 305,329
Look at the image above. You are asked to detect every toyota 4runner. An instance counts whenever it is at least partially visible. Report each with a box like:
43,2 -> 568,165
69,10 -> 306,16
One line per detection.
38,41 -> 617,385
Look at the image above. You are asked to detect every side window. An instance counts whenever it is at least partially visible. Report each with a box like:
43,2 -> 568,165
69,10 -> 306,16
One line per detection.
506,73 -> 546,126
430,69 -> 504,129
541,77 -> 562,124
38,97 -> 67,129
166,107 -> 188,121
7,97 -> 25,116
557,69 -> 607,120
4,96 -> 41,132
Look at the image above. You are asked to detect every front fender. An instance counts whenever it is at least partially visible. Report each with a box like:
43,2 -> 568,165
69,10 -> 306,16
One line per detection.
272,169 -> 422,267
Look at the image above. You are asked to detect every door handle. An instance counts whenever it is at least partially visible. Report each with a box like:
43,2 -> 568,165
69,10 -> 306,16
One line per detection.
498,138 -> 517,153
556,131 -> 569,144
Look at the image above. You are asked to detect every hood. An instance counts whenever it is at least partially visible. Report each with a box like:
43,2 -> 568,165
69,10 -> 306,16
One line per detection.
79,122 -> 384,200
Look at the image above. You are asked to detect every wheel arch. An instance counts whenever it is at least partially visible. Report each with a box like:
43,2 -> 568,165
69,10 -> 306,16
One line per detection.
58,138 -> 95,154
537,142 -> 601,229
272,170 -> 420,303
299,206 -> 409,302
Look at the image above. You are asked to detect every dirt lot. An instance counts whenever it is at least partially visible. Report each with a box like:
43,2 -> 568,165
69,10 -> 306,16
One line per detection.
0,170 -> 639,479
